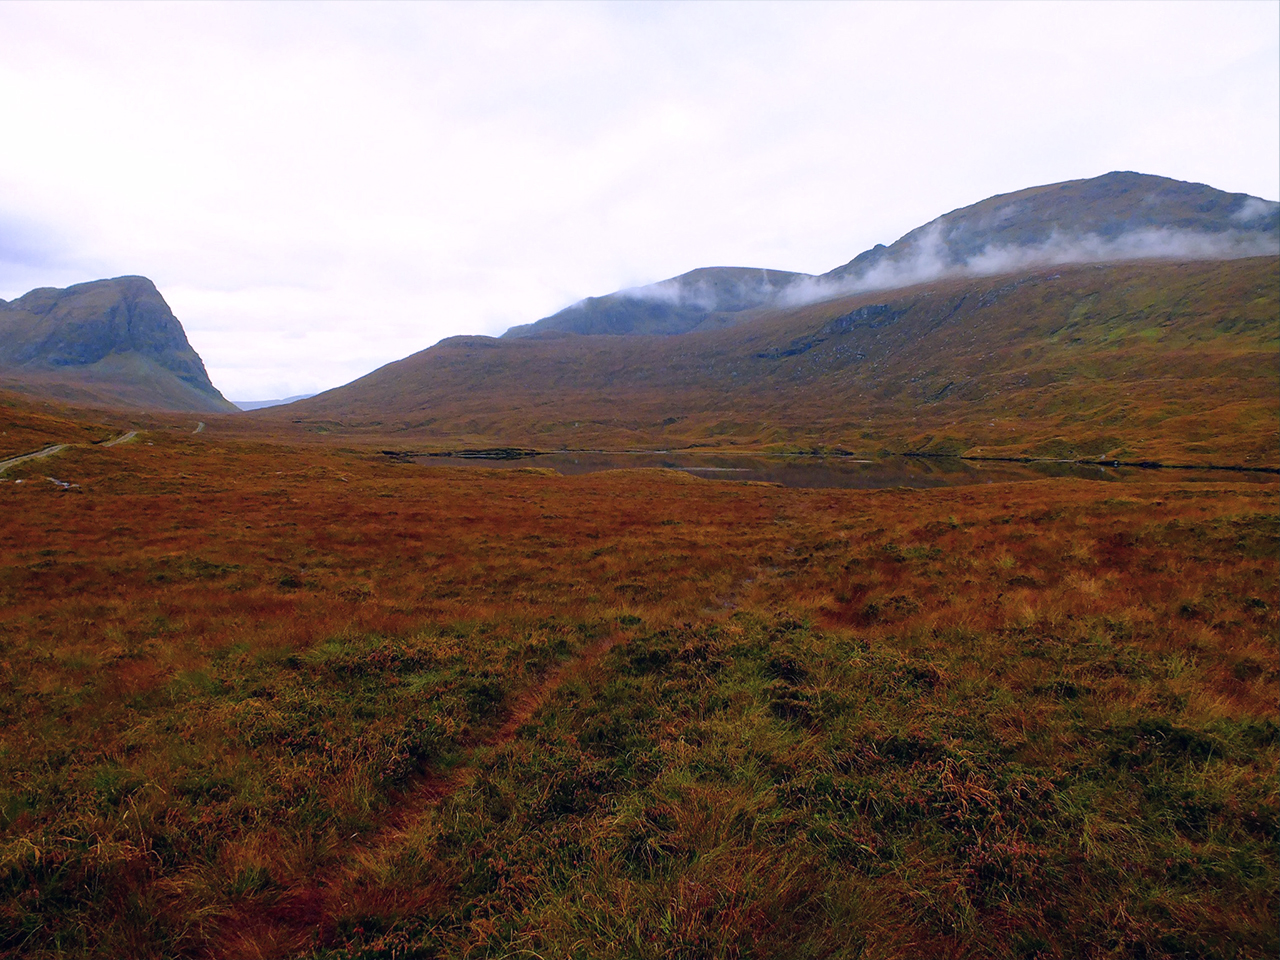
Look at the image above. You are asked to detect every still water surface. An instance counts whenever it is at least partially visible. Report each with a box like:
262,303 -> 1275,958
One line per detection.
412,451 -> 1273,491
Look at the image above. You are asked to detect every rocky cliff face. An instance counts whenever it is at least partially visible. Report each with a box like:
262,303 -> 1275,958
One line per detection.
0,276 -> 235,412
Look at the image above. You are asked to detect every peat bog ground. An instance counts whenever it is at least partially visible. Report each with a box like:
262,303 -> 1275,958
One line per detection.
0,418 -> 1275,959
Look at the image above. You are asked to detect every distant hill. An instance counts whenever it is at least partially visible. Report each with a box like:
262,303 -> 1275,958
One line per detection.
279,256 -> 1279,468
234,395 -> 315,411
275,172 -> 1280,466
0,276 -> 235,413
503,172 -> 1278,341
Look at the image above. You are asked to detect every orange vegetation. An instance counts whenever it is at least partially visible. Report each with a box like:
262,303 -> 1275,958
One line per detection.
0,410 -> 1275,958
0,389 -> 120,461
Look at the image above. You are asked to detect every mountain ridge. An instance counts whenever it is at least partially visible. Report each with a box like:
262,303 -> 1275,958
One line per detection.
819,170 -> 1278,295
273,169 -> 1280,467
502,172 -> 1278,340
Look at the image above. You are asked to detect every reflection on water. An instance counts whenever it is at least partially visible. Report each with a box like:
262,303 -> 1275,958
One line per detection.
411,451 -> 1273,490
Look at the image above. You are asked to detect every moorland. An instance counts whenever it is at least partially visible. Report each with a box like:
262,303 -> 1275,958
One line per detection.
1,170 -> 1277,959
0,391 -> 1275,960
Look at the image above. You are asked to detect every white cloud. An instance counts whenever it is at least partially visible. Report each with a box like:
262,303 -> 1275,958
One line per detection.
780,225 -> 1280,308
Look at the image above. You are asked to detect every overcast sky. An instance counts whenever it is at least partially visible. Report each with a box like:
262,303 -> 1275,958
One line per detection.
1,1 -> 1277,400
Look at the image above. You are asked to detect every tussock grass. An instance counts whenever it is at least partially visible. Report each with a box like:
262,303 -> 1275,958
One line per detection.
0,423 -> 1275,958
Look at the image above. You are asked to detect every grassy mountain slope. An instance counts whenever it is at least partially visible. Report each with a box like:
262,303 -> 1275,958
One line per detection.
502,172 -> 1278,344
0,276 -> 236,414
0,388 -> 119,461
279,257 -> 1279,467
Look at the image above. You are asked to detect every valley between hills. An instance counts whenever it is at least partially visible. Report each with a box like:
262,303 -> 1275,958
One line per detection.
0,171 -> 1276,959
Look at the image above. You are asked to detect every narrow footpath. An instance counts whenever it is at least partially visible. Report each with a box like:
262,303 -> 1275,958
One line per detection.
216,631 -> 626,959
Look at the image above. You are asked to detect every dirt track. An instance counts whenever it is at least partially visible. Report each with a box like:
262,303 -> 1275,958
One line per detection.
0,431 -> 140,476
102,430 -> 138,447
0,444 -> 68,474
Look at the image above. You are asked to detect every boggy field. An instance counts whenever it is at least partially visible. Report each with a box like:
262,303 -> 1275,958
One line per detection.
0,420 -> 1276,959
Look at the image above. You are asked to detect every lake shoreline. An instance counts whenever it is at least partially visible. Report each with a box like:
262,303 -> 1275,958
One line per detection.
385,447 -> 1279,477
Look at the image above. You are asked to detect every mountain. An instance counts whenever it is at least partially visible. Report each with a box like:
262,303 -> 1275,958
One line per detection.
272,172 -> 1277,467
0,276 -> 235,413
819,170 -> 1279,294
502,172 -> 1279,341
279,256 -> 1279,468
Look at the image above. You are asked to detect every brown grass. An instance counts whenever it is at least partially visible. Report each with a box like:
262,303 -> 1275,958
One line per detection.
0,406 -> 1275,959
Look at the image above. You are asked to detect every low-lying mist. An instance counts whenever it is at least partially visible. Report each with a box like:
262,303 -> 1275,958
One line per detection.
614,268 -> 813,314
538,184 -> 1279,327
779,223 -> 1280,307
601,223 -> 1278,317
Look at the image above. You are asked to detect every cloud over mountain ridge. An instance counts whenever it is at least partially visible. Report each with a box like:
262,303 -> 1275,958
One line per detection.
504,172 -> 1279,339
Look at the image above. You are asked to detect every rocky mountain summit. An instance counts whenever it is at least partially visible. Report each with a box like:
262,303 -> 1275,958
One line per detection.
0,276 -> 234,412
